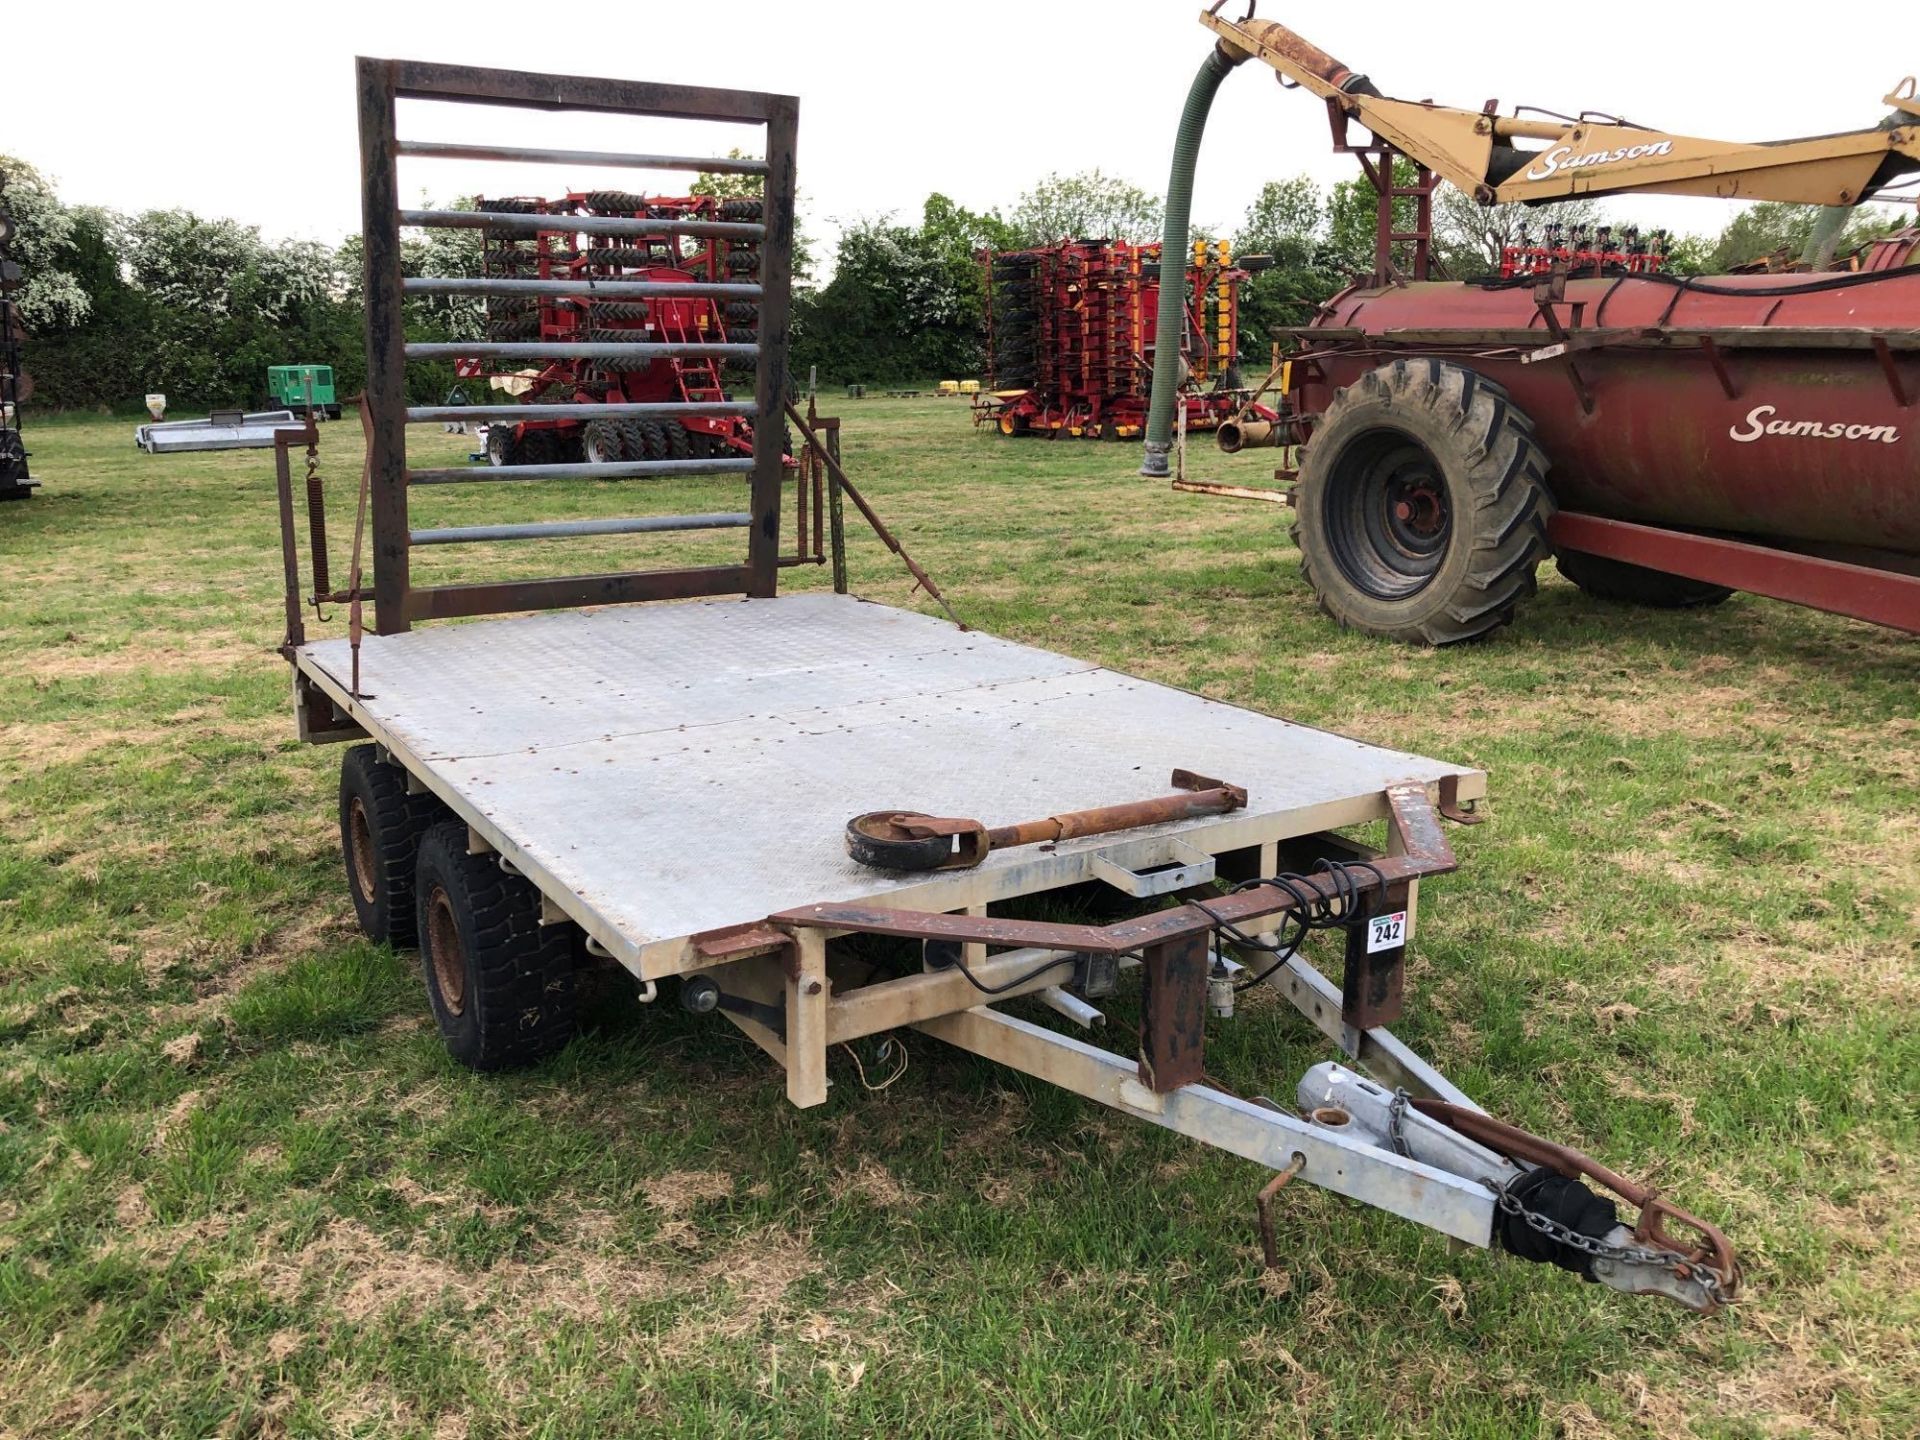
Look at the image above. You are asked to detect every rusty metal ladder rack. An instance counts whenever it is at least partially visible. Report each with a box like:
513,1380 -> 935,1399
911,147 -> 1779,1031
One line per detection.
355,58 -> 799,633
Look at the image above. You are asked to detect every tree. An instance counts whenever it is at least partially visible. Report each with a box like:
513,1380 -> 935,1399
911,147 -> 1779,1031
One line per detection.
1704,201 -> 1904,273
694,148 -> 815,281
1231,177 -> 1348,359
1433,187 -> 1603,280
1009,170 -> 1163,245
791,194 -> 1009,384
0,156 -> 91,332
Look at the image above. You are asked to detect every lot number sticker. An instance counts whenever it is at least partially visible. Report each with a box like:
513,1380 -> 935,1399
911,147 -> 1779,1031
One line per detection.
1366,911 -> 1409,954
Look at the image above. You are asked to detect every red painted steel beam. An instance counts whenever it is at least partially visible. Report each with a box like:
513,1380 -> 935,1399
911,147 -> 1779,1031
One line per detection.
1551,513 -> 1920,635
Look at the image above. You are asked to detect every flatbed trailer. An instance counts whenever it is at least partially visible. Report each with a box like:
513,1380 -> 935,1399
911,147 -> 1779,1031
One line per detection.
273,55 -> 1741,1318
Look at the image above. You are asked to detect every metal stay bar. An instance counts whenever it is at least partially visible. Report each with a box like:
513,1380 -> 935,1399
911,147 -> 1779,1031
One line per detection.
402,208 -> 765,241
408,341 -> 757,363
405,402 -> 756,425
410,513 -> 749,546
404,277 -> 763,300
407,458 -> 755,484
396,139 -> 768,174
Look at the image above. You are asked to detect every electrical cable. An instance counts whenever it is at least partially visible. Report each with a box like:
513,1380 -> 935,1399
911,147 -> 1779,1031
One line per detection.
1189,858 -> 1388,992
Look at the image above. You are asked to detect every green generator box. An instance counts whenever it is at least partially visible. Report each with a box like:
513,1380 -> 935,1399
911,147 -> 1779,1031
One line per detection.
267,364 -> 341,418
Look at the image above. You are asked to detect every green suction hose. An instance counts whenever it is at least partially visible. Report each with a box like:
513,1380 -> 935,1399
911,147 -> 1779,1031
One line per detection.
1140,41 -> 1248,478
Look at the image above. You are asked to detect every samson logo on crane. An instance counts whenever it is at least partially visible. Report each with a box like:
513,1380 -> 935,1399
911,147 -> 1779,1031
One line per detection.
1524,140 -> 1676,181
1729,405 -> 1904,445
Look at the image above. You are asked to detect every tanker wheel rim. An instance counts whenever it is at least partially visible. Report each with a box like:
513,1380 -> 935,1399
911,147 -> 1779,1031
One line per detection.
426,885 -> 468,1017
1325,429 -> 1455,601
346,797 -> 378,905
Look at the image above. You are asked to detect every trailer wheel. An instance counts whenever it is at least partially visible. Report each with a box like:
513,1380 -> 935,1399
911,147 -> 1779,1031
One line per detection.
485,424 -> 518,468
1555,551 -> 1734,610
413,821 -> 577,1072
582,419 -> 623,467
339,746 -> 444,947
1293,359 -> 1555,645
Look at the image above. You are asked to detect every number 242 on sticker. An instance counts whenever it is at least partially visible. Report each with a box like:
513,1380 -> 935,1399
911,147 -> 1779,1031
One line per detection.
1366,912 -> 1408,954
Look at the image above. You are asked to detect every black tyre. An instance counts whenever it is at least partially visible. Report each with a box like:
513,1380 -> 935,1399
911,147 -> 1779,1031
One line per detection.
661,420 -> 692,461
339,746 -> 443,946
1555,551 -> 1734,610
485,424 -> 518,467
1292,359 -> 1555,645
614,420 -> 648,462
413,822 -> 577,1072
635,420 -> 667,461
582,419 -> 623,467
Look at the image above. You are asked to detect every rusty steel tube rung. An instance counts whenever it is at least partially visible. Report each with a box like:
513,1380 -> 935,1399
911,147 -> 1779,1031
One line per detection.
400,208 -> 765,240
405,401 -> 756,424
408,457 -> 755,485
409,512 -> 750,546
407,342 -> 757,363
396,140 -> 768,174
984,786 -> 1247,851
404,277 -> 764,300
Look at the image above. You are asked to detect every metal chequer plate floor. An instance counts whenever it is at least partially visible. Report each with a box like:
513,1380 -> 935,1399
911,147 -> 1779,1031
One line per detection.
295,595 -> 1484,976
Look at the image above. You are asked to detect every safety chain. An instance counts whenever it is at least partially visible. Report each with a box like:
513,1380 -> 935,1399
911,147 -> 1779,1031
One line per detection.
1386,1087 -> 1413,1158
1488,1175 -> 1736,1309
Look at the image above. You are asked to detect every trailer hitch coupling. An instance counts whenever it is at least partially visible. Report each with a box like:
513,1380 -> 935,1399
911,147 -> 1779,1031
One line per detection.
846,769 -> 1248,873
1298,1064 -> 1739,1312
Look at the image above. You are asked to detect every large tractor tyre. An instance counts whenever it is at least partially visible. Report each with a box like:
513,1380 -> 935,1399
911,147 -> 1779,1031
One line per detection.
1292,359 -> 1555,646
581,419 -> 623,467
635,420 -> 668,461
614,420 -> 648,463
485,424 -> 519,467
1555,551 -> 1734,610
413,822 -> 577,1072
661,421 -> 693,461
339,746 -> 445,947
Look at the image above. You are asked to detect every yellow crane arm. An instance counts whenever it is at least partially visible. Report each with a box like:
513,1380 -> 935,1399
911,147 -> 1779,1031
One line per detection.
1202,9 -> 1920,208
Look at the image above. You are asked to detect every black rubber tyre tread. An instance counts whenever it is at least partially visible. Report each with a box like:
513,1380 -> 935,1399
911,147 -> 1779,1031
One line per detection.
339,745 -> 444,947
1555,551 -> 1734,609
413,822 -> 577,1072
585,328 -> 649,344
718,197 -> 764,222
581,418 -> 623,466
1292,358 -> 1556,646
661,420 -> 692,461
485,317 -> 540,341
725,250 -> 761,275
587,247 -> 649,267
724,301 -> 758,323
483,197 -> 542,214
614,420 -> 648,461
485,424 -> 518,467
635,420 -> 667,460
589,301 -> 651,322
585,190 -> 647,214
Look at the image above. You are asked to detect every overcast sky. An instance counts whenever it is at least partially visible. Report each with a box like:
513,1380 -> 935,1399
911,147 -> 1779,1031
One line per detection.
9,1 -> 1919,262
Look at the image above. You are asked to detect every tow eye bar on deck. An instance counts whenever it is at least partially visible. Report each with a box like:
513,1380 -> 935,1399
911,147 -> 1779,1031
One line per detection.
846,769 -> 1250,872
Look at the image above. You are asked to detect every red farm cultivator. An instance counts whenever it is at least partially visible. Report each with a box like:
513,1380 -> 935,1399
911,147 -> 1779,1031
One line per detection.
977,238 -> 1274,440
461,192 -> 783,468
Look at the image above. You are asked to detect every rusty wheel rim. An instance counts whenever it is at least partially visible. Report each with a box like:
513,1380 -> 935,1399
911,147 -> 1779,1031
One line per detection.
426,885 -> 467,1016
347,797 -> 378,904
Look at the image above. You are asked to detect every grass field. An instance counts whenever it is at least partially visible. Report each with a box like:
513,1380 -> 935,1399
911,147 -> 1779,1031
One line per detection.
1,400 -> 1916,1439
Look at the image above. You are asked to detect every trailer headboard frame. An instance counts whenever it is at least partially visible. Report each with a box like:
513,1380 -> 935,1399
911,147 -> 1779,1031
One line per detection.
354,57 -> 800,633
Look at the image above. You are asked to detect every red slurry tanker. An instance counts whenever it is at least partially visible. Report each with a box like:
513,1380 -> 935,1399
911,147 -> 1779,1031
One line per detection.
1145,9 -> 1920,642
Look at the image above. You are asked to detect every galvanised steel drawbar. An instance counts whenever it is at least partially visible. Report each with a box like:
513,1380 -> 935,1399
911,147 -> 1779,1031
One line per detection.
278,56 -> 1743,1319
355,55 -> 798,627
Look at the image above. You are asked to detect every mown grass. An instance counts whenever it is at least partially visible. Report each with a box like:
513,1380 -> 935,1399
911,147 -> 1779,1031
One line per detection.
1,400 -> 1916,1439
